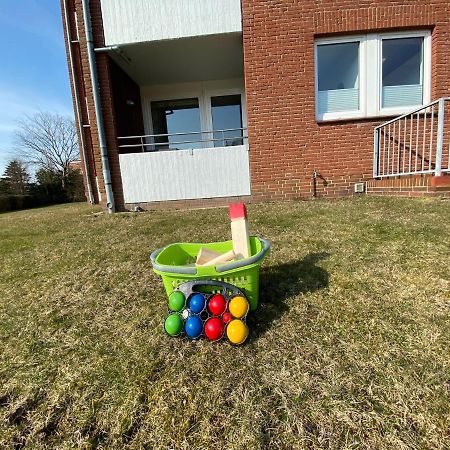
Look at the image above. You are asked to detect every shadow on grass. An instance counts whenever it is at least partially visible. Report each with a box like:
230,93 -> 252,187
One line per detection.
248,252 -> 330,340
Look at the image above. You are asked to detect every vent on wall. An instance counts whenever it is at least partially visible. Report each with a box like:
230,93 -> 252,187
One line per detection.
354,182 -> 365,193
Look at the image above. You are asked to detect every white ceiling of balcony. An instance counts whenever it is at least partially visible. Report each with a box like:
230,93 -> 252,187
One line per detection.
108,33 -> 244,86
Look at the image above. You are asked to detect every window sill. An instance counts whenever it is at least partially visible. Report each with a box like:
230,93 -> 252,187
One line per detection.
316,106 -> 425,124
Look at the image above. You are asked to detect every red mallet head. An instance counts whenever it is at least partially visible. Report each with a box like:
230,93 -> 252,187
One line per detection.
229,202 -> 247,220
204,317 -> 225,341
208,294 -> 227,316
222,312 -> 233,324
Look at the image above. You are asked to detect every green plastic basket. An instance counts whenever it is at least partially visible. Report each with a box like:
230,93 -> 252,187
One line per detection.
150,237 -> 270,311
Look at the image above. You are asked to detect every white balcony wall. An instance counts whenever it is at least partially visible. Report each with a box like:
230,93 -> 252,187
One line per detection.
119,146 -> 251,204
100,0 -> 242,46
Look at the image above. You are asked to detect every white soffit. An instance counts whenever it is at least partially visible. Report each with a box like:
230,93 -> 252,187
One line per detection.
109,33 -> 244,85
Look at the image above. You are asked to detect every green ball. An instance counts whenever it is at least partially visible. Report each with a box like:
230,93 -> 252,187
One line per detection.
164,313 -> 183,336
168,291 -> 185,312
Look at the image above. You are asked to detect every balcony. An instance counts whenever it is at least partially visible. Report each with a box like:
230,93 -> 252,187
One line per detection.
101,2 -> 248,205
118,129 -> 250,204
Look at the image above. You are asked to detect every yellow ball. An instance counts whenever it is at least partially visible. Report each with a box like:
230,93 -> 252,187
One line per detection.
226,319 -> 249,345
228,296 -> 249,319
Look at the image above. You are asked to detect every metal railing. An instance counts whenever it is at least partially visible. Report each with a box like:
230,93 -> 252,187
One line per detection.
373,98 -> 450,178
118,128 -> 248,153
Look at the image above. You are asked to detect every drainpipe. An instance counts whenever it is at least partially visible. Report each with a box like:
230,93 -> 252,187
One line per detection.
81,0 -> 115,213
62,0 -> 94,204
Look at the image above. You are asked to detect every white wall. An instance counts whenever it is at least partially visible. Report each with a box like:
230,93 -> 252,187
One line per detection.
119,145 -> 251,203
100,0 -> 242,46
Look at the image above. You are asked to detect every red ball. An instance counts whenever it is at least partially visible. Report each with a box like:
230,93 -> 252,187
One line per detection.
222,312 -> 233,324
208,294 -> 227,316
204,317 -> 225,341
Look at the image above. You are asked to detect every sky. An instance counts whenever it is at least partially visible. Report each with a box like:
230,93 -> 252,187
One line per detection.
0,0 -> 73,174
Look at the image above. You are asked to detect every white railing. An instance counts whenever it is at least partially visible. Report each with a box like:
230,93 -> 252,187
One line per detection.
373,98 -> 450,178
118,128 -> 248,153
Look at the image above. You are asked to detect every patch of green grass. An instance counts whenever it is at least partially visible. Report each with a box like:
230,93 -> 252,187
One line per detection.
0,197 -> 449,449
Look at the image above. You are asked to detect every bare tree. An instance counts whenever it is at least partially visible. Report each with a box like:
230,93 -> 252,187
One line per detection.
15,112 -> 79,188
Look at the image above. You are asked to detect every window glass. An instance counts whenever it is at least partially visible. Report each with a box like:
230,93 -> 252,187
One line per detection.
382,37 -> 423,108
317,42 -> 359,115
211,95 -> 243,147
151,98 -> 201,150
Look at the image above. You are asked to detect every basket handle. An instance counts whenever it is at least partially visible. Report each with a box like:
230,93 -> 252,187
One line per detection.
216,237 -> 271,273
150,237 -> 270,275
150,246 -> 197,275
176,279 -> 247,298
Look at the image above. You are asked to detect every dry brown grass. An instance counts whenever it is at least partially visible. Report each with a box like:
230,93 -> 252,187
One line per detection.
0,197 -> 449,449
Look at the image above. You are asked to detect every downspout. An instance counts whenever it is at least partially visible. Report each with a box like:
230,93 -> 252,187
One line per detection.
62,0 -> 94,204
81,0 -> 115,213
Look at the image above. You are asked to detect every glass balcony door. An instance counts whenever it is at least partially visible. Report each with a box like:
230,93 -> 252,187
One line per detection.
211,95 -> 244,147
150,98 -> 201,150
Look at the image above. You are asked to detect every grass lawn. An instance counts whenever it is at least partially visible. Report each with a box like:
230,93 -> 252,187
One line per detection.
0,197 -> 449,449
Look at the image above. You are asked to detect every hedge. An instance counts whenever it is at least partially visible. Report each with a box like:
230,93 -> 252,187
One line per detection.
0,195 -> 64,213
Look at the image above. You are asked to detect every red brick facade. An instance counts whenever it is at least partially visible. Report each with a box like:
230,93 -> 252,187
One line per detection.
62,1 -> 450,210
242,1 -> 450,201
367,174 -> 450,197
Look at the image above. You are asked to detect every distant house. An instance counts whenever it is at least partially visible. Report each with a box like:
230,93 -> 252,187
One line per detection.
68,160 -> 82,172
61,0 -> 450,212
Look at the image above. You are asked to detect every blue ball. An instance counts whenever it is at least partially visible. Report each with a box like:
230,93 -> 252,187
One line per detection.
185,316 -> 203,339
189,293 -> 205,314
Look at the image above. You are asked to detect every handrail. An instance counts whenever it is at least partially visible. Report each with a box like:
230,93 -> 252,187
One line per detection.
374,97 -> 450,130
117,127 -> 247,140
117,127 -> 248,152
119,136 -> 248,149
373,98 -> 450,178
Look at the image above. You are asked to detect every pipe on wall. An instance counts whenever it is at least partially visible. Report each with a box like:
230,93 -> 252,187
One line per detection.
62,0 -> 94,204
81,0 -> 115,213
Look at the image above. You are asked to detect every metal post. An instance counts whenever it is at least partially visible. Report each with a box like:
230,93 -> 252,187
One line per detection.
373,128 -> 379,177
435,98 -> 445,176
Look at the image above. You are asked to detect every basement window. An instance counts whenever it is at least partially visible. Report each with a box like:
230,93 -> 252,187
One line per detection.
315,31 -> 431,122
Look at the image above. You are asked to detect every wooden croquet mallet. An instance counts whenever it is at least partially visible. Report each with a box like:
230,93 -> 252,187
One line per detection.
229,202 -> 250,259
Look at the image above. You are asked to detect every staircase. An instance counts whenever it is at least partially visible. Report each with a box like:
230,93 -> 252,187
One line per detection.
368,98 -> 450,197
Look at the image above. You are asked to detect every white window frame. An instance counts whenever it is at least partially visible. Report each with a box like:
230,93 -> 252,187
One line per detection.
314,35 -> 366,122
140,80 -> 247,149
376,30 -> 431,117
315,30 -> 431,122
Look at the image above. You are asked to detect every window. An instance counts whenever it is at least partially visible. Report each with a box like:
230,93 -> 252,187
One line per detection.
148,91 -> 245,151
381,37 -> 423,108
211,95 -> 243,147
315,31 -> 430,121
317,41 -> 360,116
151,98 -> 201,150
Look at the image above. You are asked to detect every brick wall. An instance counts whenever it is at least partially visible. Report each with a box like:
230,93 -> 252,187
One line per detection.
62,0 -> 127,210
61,0 -> 98,203
367,174 -> 450,197
242,0 -> 450,200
